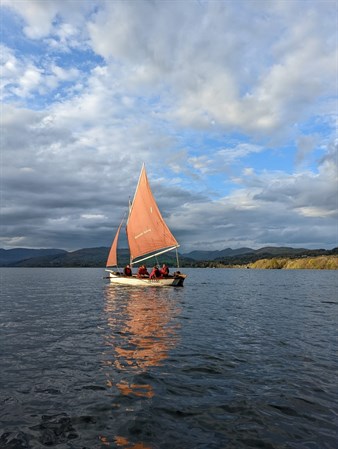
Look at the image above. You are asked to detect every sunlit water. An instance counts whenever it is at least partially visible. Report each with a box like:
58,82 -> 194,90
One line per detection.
0,268 -> 337,449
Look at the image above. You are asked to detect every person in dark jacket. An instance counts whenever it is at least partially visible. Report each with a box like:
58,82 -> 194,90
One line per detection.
149,265 -> 161,279
124,265 -> 132,276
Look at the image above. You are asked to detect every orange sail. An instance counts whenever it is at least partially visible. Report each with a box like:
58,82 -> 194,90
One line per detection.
106,219 -> 123,267
126,165 -> 179,264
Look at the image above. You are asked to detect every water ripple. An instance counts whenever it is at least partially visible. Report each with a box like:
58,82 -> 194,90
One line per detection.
1,268 -> 337,449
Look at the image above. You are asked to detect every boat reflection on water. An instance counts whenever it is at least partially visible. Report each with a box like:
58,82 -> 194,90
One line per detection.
100,285 -> 182,448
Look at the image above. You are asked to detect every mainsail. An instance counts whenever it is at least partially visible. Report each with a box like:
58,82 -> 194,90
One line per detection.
106,164 -> 179,268
127,165 -> 179,264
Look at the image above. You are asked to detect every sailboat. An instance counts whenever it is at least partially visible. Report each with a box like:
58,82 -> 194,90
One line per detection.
105,164 -> 187,287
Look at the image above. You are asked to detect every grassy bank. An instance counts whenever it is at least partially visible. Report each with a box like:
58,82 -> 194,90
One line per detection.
247,255 -> 338,270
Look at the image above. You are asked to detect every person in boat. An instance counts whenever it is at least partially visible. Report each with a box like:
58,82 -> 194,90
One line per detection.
123,264 -> 132,276
149,265 -> 161,279
160,263 -> 169,277
137,264 -> 149,277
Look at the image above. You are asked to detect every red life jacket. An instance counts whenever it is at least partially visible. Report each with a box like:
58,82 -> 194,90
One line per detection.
160,265 -> 169,276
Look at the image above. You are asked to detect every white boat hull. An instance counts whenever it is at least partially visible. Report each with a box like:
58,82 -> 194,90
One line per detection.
106,270 -> 186,287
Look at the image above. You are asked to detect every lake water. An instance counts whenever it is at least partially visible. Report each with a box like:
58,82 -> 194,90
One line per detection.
0,268 -> 337,449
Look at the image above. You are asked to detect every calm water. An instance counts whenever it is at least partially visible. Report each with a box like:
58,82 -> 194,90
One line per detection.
0,268 -> 337,449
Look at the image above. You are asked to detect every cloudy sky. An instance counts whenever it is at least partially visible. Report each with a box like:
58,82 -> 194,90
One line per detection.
1,0 -> 337,252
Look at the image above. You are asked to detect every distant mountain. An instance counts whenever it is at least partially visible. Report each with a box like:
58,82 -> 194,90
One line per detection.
1,246 -> 336,267
182,247 -> 253,261
10,247 -> 113,268
183,246 -> 336,263
254,246 -> 311,256
2,246 -> 191,268
0,248 -> 67,266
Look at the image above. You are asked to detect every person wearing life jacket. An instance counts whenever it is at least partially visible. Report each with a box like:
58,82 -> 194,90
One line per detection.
150,265 -> 161,279
137,265 -> 149,277
123,265 -> 132,276
160,264 -> 169,277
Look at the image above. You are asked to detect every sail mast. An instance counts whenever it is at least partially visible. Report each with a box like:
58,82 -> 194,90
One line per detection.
175,247 -> 180,268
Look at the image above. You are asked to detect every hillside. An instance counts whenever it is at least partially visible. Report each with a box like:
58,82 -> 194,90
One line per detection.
182,247 -> 253,261
248,256 -> 338,270
0,246 -> 337,268
189,247 -> 338,267
0,248 -> 67,266
9,247 -> 120,268
4,247 -> 193,268
11,247 -> 112,268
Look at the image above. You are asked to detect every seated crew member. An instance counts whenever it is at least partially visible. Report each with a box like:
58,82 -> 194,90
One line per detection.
149,265 -> 161,279
137,264 -> 149,277
160,263 -> 169,277
123,264 -> 132,276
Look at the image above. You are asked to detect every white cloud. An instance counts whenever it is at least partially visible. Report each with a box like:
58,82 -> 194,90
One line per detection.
81,214 -> 106,220
1,1 -> 337,251
13,65 -> 43,97
2,0 -> 92,40
82,1 -> 337,142
3,1 -> 336,135
1,45 -> 84,100
217,144 -> 264,164
1,46 -> 22,99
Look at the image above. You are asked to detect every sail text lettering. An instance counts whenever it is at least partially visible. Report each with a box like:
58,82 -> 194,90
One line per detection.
135,229 -> 152,240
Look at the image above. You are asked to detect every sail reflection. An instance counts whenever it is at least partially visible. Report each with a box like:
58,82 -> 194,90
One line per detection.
101,285 -> 181,448
103,286 -> 180,378
100,435 -> 152,449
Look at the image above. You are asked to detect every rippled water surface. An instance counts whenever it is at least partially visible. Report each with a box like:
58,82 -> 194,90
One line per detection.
1,268 -> 337,449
